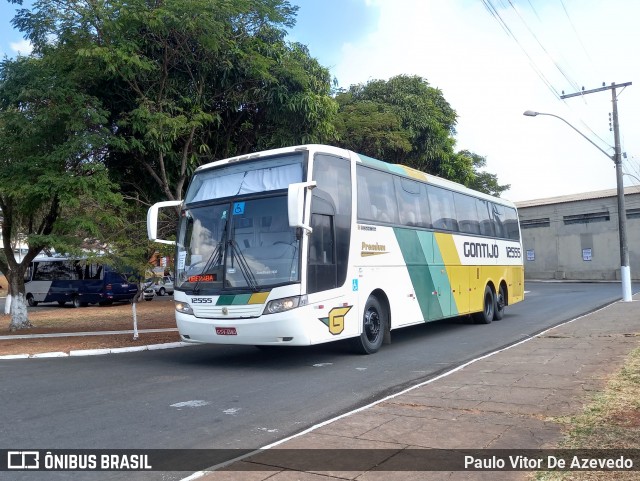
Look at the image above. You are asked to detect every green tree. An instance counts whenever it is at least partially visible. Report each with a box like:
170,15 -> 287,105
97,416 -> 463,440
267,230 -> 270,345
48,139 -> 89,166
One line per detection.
457,150 -> 510,197
336,75 -> 457,173
97,202 -> 169,340
12,0 -> 337,203
334,75 -> 508,195
0,54 -> 120,330
333,91 -> 412,161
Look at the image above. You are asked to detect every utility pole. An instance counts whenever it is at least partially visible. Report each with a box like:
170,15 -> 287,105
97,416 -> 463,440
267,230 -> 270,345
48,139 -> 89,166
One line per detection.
560,82 -> 632,301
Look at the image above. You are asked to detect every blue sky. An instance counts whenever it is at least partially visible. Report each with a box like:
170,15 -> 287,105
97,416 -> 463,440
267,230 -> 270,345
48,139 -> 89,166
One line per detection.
2,0 -> 639,202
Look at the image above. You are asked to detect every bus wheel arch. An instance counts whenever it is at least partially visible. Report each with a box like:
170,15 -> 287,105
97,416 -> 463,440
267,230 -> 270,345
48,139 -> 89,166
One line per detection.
351,290 -> 389,354
371,289 -> 392,345
494,281 -> 508,321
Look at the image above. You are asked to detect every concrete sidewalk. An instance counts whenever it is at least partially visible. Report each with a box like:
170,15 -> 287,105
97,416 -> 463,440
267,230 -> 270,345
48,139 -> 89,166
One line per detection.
194,294 -> 640,481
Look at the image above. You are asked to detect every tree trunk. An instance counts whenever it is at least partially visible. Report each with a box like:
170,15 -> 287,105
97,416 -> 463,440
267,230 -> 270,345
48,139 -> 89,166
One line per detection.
4,294 -> 11,315
9,273 -> 31,331
3,272 -> 12,315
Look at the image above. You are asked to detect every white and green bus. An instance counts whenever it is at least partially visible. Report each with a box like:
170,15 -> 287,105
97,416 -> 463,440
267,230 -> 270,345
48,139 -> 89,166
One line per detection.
148,144 -> 524,354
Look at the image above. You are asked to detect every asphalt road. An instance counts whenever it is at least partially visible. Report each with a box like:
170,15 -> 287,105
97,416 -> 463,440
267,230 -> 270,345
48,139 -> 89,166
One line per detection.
1,281 -> 637,480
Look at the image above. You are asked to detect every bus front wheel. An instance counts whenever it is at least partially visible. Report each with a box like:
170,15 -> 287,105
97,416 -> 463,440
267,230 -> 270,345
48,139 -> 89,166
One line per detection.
473,285 -> 495,324
351,296 -> 386,355
72,296 -> 81,308
27,295 -> 38,307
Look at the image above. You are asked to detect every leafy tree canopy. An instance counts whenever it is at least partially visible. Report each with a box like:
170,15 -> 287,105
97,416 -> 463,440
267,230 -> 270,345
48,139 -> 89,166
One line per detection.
0,53 -> 122,329
11,0 -> 338,203
334,75 -> 509,196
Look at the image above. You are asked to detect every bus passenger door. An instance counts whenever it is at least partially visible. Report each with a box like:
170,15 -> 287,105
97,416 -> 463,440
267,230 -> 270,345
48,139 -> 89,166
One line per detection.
307,153 -> 352,295
307,209 -> 337,293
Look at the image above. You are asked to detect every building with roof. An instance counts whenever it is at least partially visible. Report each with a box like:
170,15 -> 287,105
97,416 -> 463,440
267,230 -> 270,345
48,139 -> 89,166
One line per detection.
516,186 -> 640,280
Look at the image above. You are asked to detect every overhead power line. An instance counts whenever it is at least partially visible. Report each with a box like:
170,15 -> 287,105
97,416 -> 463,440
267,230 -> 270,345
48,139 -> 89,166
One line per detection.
480,0 -> 561,99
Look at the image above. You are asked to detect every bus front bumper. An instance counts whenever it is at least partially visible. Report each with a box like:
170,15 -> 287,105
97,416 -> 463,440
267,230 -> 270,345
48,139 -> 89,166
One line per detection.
175,310 -> 314,346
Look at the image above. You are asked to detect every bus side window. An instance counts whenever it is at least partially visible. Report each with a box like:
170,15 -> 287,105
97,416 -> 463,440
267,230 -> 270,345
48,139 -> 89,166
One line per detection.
427,185 -> 458,232
356,166 -> 398,224
504,207 -> 520,240
477,199 -> 495,237
395,177 -> 431,228
308,212 -> 337,293
492,203 -> 506,238
309,214 -> 334,265
356,173 -> 373,221
454,192 -> 480,235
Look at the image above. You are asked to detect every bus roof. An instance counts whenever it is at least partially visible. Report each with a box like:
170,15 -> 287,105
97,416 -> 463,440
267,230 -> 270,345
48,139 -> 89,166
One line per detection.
194,144 -> 516,208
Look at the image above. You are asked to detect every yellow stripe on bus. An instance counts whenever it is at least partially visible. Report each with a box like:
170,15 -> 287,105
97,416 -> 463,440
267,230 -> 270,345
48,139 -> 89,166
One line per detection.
248,292 -> 270,304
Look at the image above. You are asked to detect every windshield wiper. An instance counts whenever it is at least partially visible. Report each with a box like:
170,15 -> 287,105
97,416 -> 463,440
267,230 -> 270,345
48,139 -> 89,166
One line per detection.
192,242 -> 224,295
228,239 -> 259,292
192,209 -> 229,294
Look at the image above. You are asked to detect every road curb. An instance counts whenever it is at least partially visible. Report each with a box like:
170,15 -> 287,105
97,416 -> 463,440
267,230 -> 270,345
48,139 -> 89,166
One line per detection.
0,341 -> 193,360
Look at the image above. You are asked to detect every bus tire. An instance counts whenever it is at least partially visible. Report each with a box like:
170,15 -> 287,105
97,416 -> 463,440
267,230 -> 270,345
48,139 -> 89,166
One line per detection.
27,295 -> 38,307
473,285 -> 495,324
494,284 -> 506,321
72,296 -> 81,308
351,296 -> 386,355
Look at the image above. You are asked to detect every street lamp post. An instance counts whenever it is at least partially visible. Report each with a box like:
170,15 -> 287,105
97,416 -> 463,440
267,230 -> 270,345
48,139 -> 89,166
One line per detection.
523,110 -> 633,302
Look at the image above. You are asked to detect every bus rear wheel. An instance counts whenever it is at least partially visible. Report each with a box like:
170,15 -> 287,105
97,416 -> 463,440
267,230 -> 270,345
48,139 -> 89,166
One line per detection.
27,295 -> 38,307
351,296 -> 386,354
473,285 -> 495,324
72,296 -> 81,308
494,284 -> 506,321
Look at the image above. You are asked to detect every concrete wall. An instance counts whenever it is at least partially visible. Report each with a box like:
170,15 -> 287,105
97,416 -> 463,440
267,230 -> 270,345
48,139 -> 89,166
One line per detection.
517,190 -> 640,280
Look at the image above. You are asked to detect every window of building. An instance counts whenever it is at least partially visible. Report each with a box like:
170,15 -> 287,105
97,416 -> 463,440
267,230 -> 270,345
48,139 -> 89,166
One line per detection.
626,208 -> 640,219
520,218 -> 551,229
563,212 -> 610,225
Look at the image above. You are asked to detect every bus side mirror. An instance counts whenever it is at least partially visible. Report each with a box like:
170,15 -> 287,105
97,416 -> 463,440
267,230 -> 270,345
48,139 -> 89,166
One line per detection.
147,200 -> 182,244
288,181 -> 316,233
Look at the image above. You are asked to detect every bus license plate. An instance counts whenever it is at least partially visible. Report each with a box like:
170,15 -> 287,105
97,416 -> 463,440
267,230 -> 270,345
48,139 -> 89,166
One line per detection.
216,327 -> 237,336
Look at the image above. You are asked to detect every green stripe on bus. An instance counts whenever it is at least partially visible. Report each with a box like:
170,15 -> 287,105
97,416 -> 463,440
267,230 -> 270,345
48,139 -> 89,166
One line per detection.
432,234 -> 456,318
215,292 -> 270,306
216,295 -> 236,306
393,228 -> 434,320
231,294 -> 252,305
394,228 -> 458,321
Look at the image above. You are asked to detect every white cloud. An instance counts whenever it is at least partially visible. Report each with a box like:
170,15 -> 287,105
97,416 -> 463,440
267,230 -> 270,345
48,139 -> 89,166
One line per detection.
10,39 -> 32,56
329,0 -> 640,201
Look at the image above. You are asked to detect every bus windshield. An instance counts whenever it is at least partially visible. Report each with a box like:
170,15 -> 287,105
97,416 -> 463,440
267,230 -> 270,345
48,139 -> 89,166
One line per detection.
176,195 -> 300,292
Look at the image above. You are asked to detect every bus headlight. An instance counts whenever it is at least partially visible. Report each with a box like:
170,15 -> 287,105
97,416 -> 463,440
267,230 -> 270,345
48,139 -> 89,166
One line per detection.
264,295 -> 307,315
175,301 -> 194,315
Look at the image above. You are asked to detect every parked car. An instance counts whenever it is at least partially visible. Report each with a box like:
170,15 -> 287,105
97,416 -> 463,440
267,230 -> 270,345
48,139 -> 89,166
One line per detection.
143,276 -> 174,297
142,285 -> 156,301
